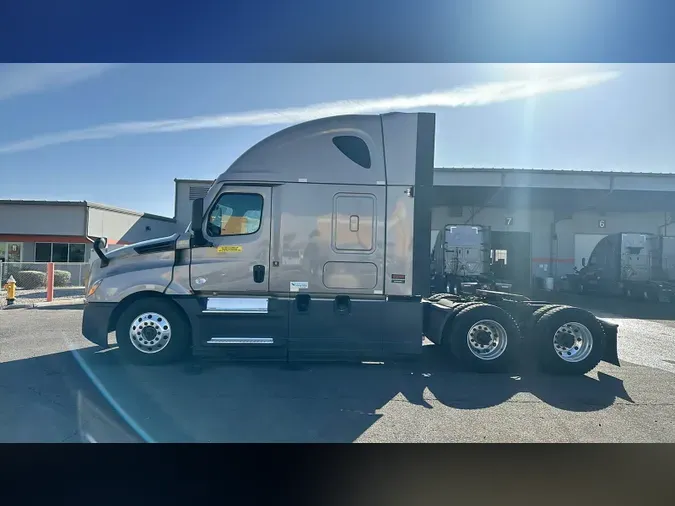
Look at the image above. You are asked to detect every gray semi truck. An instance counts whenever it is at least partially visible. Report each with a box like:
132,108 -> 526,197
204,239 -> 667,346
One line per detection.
561,232 -> 675,303
430,224 -> 513,295
82,112 -> 619,375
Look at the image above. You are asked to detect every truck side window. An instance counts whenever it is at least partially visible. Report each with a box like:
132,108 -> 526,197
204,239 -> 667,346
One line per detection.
332,136 -> 372,169
207,193 -> 263,237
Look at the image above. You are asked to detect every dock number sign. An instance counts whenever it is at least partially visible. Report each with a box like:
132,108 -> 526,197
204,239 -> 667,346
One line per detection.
598,219 -> 606,229
505,217 -> 513,226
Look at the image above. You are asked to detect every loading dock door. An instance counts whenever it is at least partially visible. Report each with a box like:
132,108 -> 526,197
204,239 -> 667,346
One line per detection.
574,234 -> 607,271
490,231 -> 532,292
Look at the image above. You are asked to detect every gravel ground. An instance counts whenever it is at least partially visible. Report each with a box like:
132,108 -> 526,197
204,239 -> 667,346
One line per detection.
0,287 -> 84,308
0,300 -> 674,443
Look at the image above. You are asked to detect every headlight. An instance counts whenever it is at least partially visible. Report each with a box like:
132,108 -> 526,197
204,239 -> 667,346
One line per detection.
87,279 -> 103,297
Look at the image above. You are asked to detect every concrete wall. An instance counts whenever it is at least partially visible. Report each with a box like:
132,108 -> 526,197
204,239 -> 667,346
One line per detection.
174,180 -> 213,231
86,207 -> 177,244
0,203 -> 86,235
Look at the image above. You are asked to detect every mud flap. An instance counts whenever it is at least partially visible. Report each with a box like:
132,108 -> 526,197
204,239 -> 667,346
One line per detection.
598,319 -> 620,366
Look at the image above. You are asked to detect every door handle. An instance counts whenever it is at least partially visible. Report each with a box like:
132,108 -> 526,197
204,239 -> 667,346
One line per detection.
253,265 -> 265,283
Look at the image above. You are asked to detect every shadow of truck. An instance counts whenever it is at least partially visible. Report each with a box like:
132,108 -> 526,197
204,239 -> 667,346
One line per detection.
71,345 -> 633,443
0,343 -> 635,443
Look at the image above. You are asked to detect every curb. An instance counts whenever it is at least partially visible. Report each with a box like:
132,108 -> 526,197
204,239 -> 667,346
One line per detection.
1,298 -> 85,311
34,298 -> 86,310
0,303 -> 33,310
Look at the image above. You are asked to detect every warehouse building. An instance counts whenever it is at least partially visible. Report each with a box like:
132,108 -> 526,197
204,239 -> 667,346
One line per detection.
174,178 -> 213,231
174,169 -> 675,292
0,200 -> 176,264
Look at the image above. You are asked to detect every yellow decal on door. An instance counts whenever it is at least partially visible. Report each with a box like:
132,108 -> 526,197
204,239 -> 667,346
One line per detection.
217,245 -> 243,253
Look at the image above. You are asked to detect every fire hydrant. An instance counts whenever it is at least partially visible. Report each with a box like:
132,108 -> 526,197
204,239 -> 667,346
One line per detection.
3,275 -> 16,305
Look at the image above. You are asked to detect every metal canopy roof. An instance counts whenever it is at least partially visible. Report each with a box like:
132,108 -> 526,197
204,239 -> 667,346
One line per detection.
434,167 -> 675,193
433,186 -> 675,213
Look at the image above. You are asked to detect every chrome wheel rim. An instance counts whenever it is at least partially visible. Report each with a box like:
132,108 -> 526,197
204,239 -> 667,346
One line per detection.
129,312 -> 172,354
466,319 -> 508,360
553,322 -> 593,363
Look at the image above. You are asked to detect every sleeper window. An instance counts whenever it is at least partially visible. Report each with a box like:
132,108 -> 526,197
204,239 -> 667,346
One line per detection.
207,193 -> 263,237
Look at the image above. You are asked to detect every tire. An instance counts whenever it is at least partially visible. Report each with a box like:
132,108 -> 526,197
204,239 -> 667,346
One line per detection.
447,303 -> 521,373
526,304 -> 565,336
438,301 -> 482,350
428,292 -> 457,302
115,297 -> 191,365
533,306 -> 605,375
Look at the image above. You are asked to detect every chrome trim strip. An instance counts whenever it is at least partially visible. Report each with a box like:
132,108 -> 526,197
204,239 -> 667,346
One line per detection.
205,297 -> 268,314
206,337 -> 274,345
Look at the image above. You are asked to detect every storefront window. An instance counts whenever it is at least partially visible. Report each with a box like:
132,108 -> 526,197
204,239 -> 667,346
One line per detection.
35,243 -> 52,262
69,244 -> 86,262
52,243 -> 69,262
0,243 -> 6,262
33,242 -> 88,262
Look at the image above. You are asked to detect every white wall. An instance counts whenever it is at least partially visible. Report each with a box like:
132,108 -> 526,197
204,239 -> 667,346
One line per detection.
0,203 -> 86,236
175,181 -> 213,232
87,207 -> 177,244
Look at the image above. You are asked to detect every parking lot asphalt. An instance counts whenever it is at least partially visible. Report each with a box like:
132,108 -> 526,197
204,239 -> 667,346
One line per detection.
1,299 -> 674,443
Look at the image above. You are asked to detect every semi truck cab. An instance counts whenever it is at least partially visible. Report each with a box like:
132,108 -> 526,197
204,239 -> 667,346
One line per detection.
83,111 -> 619,375
83,112 -> 434,364
565,232 -> 675,302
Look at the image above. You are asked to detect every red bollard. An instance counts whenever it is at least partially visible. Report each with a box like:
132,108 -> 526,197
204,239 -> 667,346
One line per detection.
46,262 -> 55,302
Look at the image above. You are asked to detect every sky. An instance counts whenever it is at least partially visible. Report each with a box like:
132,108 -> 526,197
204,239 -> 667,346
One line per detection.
0,63 -> 674,217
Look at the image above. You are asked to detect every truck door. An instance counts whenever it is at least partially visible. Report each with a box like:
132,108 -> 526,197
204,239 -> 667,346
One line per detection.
190,185 -> 287,358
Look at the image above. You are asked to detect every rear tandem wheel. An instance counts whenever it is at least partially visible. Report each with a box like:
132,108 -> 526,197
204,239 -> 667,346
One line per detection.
444,303 -> 522,373
532,306 -> 606,375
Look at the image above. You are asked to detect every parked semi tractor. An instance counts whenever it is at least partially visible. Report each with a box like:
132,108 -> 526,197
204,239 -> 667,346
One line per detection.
82,112 -> 619,375
561,232 -> 675,303
430,224 -> 512,295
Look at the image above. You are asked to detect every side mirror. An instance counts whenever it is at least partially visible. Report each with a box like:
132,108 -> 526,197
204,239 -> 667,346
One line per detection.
92,237 -> 110,267
581,257 -> 586,267
191,198 -> 207,247
191,198 -> 204,233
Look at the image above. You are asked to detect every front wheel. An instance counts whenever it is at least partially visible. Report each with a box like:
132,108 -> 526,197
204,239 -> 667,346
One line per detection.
447,303 -> 521,373
533,306 -> 605,375
115,298 -> 191,365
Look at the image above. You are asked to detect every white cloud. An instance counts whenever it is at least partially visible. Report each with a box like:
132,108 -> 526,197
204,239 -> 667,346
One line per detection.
0,63 -> 119,102
0,70 -> 619,154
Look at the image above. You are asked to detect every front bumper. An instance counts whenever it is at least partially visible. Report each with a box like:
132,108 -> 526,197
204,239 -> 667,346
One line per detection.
81,301 -> 117,348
